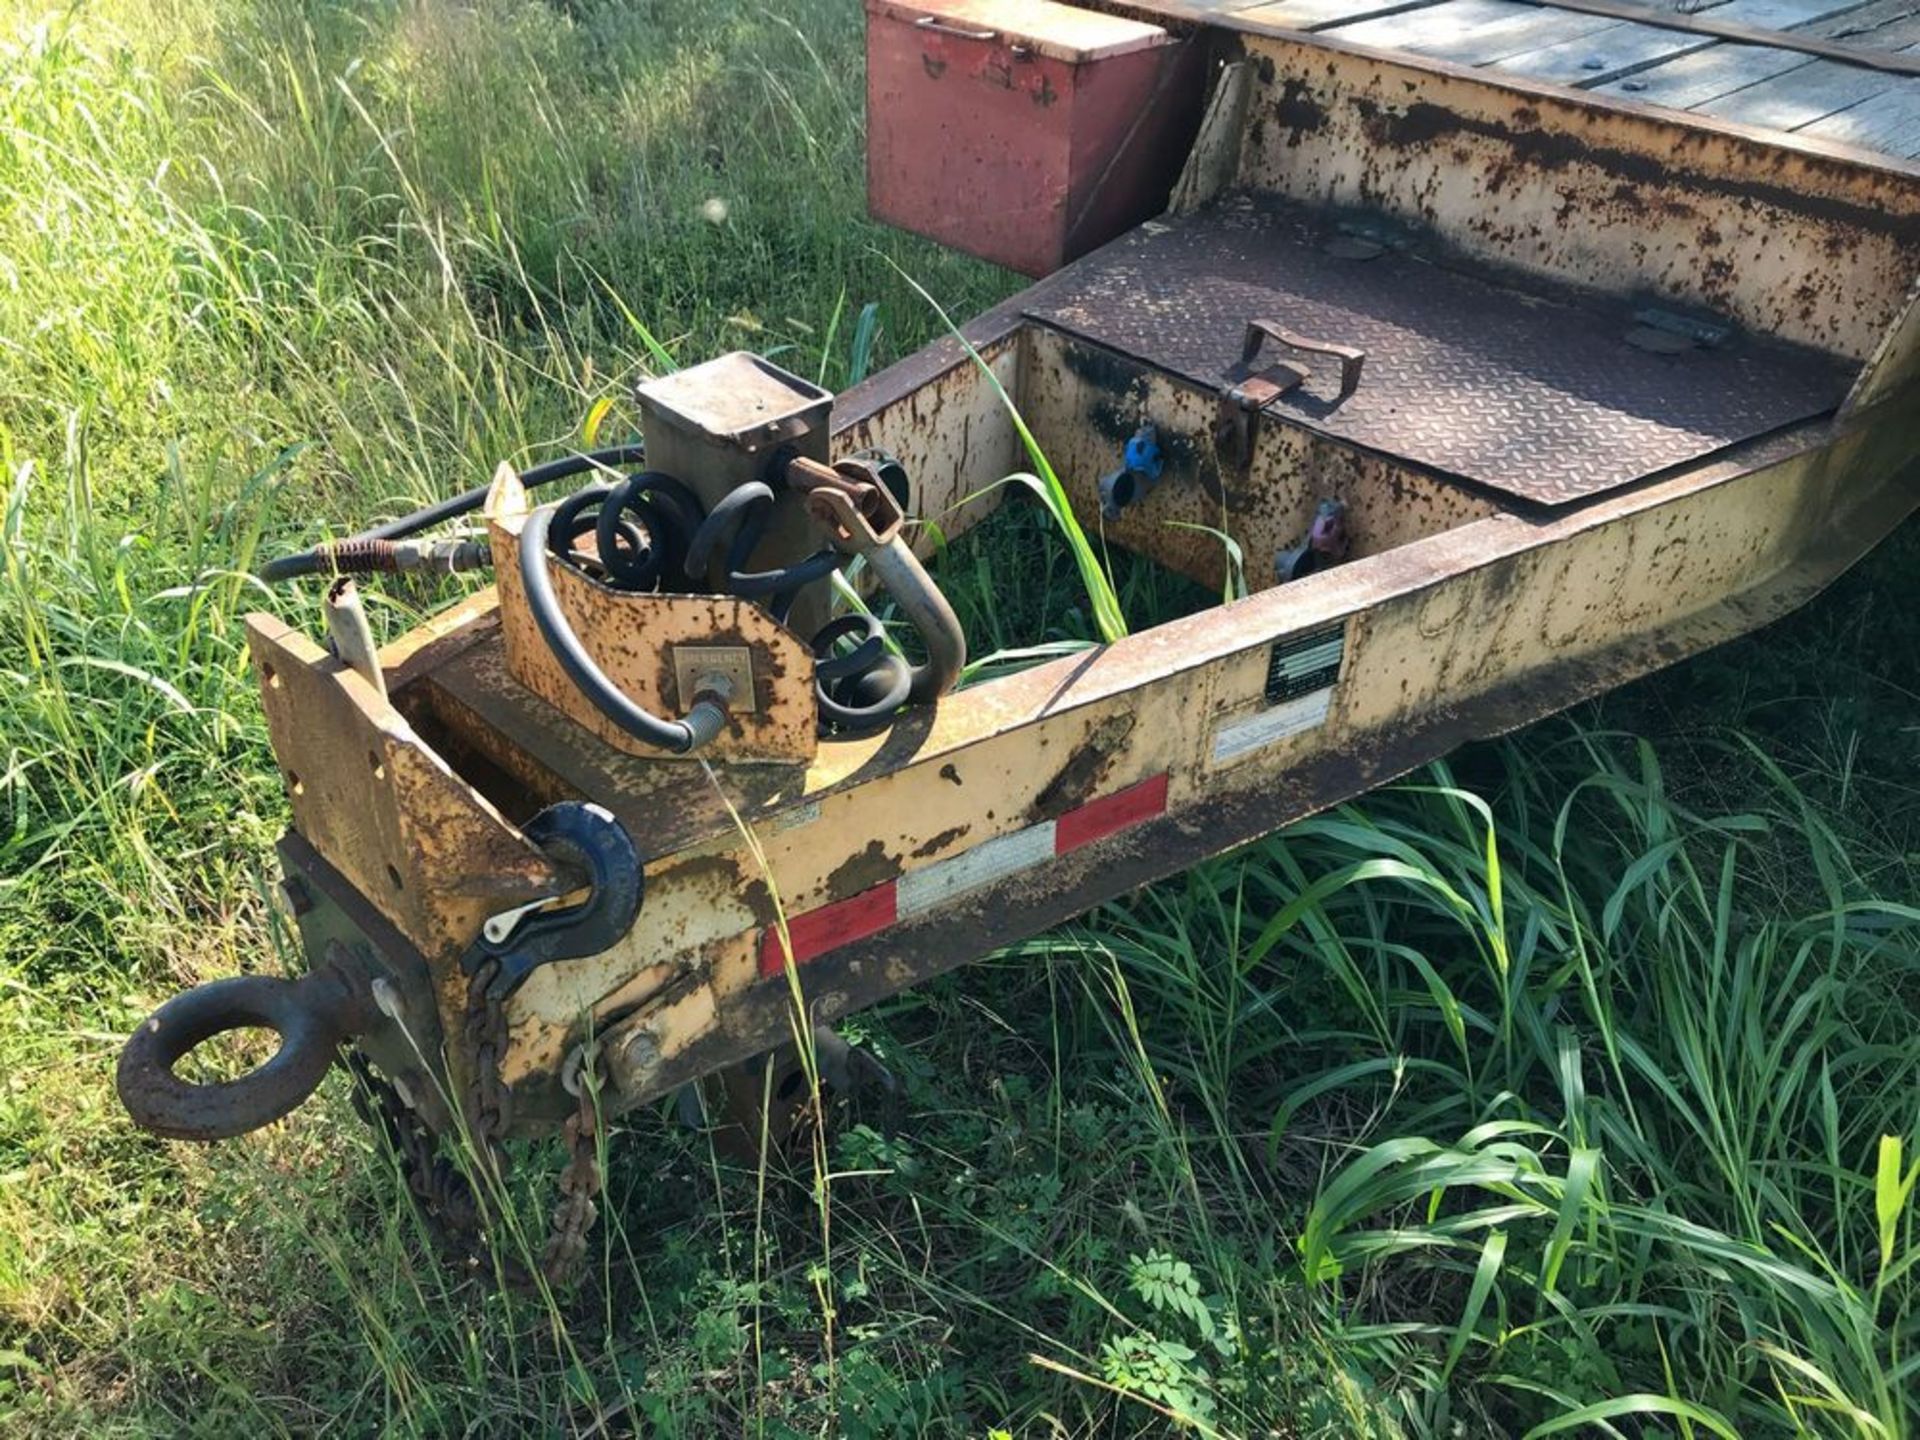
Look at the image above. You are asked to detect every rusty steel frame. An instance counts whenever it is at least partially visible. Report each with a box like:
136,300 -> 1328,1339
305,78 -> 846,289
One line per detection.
220,9 -> 1919,1142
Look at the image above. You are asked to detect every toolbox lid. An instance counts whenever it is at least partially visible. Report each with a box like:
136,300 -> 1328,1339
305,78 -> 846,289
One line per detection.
867,0 -> 1172,63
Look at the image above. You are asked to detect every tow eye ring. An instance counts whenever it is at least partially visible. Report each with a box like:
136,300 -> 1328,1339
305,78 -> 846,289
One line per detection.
117,948 -> 373,1142
465,801 -> 644,1001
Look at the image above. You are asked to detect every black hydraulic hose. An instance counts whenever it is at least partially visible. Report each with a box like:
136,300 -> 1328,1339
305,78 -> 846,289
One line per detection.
684,482 -> 838,622
519,502 -> 727,755
257,445 -> 650,583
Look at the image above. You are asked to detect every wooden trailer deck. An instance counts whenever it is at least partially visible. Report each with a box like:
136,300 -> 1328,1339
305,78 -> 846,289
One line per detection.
1128,0 -> 1920,161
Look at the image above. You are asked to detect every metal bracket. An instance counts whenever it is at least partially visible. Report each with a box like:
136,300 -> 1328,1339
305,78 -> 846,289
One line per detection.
465,802 -> 643,1000
1239,319 -> 1366,401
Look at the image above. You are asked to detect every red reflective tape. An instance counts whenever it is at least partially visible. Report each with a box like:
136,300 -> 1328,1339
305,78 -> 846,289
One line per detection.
758,771 -> 1170,978
1054,772 -> 1170,855
758,882 -> 897,977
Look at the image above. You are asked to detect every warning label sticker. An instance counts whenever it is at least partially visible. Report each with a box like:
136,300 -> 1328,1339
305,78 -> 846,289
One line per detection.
1210,625 -> 1346,766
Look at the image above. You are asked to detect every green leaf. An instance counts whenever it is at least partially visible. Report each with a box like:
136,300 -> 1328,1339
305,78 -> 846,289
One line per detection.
581,395 -> 614,447
883,255 -> 1127,643
1522,1394 -> 1739,1439
1874,1134 -> 1917,1282
1441,1227 -> 1507,1382
1541,1146 -> 1602,1294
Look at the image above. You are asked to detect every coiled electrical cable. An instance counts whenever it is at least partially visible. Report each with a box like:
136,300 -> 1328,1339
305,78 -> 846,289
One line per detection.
546,470 -> 706,591
810,613 -> 913,732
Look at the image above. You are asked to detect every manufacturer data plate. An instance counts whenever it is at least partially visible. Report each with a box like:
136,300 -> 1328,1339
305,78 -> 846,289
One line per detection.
1265,625 -> 1344,703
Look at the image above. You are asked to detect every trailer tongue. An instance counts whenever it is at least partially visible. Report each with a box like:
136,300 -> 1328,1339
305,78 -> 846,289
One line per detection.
118,0 -> 1920,1285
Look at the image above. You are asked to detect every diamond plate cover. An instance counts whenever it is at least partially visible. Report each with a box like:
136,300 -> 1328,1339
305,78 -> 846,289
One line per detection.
1026,194 -> 1855,505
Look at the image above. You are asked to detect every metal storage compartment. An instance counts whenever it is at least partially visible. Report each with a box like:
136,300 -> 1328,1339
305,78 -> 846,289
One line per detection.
865,0 -> 1205,275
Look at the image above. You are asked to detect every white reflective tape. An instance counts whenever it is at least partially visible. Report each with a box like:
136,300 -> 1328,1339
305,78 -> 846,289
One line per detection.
1211,687 -> 1334,763
895,821 -> 1057,918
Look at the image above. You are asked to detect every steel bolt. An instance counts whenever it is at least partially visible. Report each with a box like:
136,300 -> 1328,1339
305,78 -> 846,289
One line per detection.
620,1027 -> 662,1082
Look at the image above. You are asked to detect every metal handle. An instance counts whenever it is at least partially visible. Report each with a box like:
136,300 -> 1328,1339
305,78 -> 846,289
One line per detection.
1242,320 -> 1366,401
865,534 -> 967,704
791,458 -> 967,706
118,968 -> 368,1141
915,14 -> 997,40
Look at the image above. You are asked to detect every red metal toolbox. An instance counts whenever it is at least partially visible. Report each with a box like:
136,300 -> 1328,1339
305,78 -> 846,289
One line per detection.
865,0 -> 1205,276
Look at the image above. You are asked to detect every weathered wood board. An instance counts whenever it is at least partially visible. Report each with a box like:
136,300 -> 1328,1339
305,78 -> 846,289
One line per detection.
1493,19 -> 1717,83
1695,54 -> 1896,123
1591,42 -> 1811,103
1799,75 -> 1920,142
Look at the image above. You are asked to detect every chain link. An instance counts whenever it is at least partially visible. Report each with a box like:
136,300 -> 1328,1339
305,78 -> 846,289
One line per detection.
346,956 -> 604,1292
539,1069 -> 603,1283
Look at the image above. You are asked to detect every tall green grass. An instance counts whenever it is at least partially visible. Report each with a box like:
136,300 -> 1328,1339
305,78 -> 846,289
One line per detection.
2,0 -> 1915,1435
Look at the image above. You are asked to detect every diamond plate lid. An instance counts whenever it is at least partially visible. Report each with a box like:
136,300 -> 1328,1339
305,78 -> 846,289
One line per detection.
1026,194 -> 1856,506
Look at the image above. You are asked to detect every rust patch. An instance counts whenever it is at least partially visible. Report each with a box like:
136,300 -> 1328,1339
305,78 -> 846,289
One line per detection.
827,838 -> 901,898
1355,98 -> 1920,248
1273,78 -> 1327,148
911,824 -> 970,859
1031,712 -> 1137,821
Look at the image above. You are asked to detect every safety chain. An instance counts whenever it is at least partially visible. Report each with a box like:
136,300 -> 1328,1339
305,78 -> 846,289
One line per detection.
347,1055 -> 483,1265
540,1065 -> 604,1282
345,956 -> 604,1293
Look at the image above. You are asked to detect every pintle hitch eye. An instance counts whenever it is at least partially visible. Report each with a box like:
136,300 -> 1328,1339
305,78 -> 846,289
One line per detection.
466,802 -> 644,1001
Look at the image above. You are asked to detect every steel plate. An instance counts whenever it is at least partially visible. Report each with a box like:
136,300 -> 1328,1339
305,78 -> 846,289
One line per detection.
1026,192 -> 1856,504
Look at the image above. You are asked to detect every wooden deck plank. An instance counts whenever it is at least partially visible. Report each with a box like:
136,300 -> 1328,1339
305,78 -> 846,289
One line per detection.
1798,0 -> 1920,41
1323,0 -> 1535,51
1825,12 -> 1920,43
1408,5 -> 1621,62
1797,74 -> 1920,143
1135,0 -> 1283,11
1592,41 -> 1812,104
1492,20 -> 1718,83
1234,0 -> 1445,29
1708,0 -> 1882,29
1693,53 -> 1897,121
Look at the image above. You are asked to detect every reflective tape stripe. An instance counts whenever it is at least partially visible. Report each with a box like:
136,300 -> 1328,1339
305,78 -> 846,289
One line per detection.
1211,688 -> 1334,763
758,883 -> 897,977
897,823 -> 1057,919
757,771 -> 1170,977
1055,773 -> 1170,854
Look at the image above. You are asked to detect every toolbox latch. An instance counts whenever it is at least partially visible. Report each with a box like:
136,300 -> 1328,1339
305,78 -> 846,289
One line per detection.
1215,319 -> 1366,470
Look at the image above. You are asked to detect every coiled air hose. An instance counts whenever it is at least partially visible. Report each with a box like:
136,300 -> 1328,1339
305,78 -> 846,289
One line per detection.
520,493 -> 727,755
257,446 -> 650,584
259,447 -> 962,748
535,468 -> 953,742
